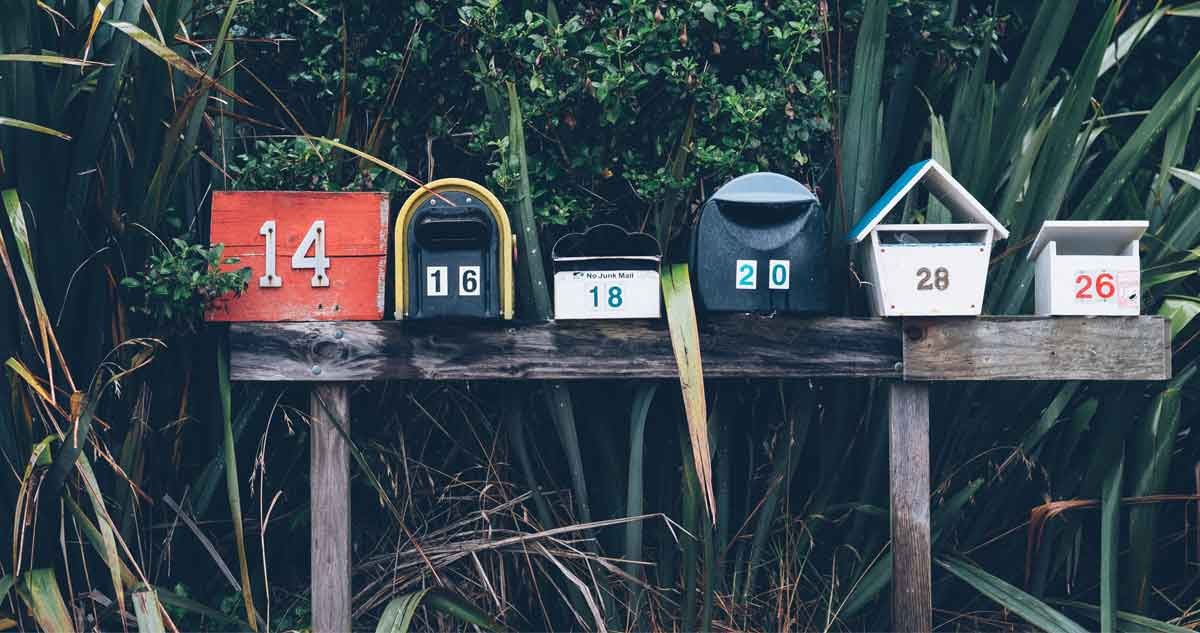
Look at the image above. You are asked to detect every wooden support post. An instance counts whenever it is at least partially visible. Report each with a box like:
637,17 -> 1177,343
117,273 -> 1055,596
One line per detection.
310,384 -> 351,633
889,381 -> 932,633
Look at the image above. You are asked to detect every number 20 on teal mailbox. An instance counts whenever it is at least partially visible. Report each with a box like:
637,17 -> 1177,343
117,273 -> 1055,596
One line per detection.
734,259 -> 791,291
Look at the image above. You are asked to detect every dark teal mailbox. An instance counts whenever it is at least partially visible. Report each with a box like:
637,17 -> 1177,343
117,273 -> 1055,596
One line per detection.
689,172 -> 830,313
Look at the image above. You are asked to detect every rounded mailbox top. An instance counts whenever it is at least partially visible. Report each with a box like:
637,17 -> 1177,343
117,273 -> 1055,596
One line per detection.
711,172 -> 817,205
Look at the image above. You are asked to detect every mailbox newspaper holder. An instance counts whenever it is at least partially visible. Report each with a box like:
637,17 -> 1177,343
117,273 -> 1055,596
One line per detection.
690,172 -> 830,313
394,178 -> 514,320
847,160 -> 1009,317
552,224 -> 662,319
1028,220 -> 1147,316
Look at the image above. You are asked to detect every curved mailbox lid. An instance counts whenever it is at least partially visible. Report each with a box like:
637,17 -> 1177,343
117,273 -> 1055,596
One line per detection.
710,172 -> 819,205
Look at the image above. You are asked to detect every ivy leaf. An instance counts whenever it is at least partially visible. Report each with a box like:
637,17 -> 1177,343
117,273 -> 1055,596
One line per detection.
700,2 -> 719,22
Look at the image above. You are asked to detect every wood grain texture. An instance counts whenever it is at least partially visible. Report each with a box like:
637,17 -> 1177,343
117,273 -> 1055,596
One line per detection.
228,316 -> 903,381
208,191 -> 388,322
310,384 -> 351,633
902,316 -> 1170,381
227,316 -> 1172,383
889,381 -> 932,633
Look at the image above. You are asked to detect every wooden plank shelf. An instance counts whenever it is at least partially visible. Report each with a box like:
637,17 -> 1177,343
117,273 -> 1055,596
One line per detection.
228,315 -> 1170,382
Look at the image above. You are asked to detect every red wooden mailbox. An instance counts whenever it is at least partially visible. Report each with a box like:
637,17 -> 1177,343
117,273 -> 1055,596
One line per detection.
207,191 -> 389,321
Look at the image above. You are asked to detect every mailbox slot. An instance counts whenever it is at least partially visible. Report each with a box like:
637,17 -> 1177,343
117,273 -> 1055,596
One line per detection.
414,213 -> 491,249
875,227 -> 989,246
690,172 -> 830,314
394,179 -> 515,320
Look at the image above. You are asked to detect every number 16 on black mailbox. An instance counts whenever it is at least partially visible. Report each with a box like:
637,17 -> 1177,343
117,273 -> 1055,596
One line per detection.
394,178 -> 515,320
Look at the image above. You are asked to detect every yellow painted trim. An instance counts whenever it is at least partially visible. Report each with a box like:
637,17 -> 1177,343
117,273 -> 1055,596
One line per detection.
394,178 -> 515,319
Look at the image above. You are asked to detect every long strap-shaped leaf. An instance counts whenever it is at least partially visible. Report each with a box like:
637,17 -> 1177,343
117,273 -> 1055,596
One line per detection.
15,569 -> 74,633
937,556 -> 1089,633
217,342 -> 260,631
661,264 -> 714,521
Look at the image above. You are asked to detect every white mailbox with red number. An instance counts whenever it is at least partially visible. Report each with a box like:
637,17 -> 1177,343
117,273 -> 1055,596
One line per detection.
847,160 -> 1009,317
1028,220 -> 1147,316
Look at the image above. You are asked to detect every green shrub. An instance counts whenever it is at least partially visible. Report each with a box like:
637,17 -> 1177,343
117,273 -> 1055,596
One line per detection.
121,239 -> 250,334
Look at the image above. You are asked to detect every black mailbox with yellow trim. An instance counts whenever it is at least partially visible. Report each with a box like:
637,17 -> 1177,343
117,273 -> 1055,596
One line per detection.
394,178 -> 514,319
690,172 -> 830,314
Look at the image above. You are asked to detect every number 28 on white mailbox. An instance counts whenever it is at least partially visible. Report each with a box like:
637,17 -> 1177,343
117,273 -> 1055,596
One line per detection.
847,159 -> 1009,317
1028,220 -> 1147,316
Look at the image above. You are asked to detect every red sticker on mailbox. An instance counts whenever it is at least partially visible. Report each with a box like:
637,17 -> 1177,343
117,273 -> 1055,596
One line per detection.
206,191 -> 389,322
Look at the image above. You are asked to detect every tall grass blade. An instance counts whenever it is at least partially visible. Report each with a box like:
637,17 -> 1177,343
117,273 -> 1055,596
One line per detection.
505,82 -> 552,320
624,382 -> 658,621
1126,366 -> 1193,608
77,453 -> 125,620
0,118 -> 70,140
743,384 -> 812,599
1159,295 -> 1200,337
65,0 -> 145,217
661,263 -> 714,521
991,0 -> 1077,173
1099,5 -> 1166,77
1168,2 -> 1200,17
928,111 -> 953,223
1169,166 -> 1200,192
1053,600 -> 1197,633
1076,50 -> 1200,219
423,589 -> 514,633
937,557 -> 1089,633
0,54 -> 103,67
217,342 -> 259,630
132,587 -> 167,633
836,0 -> 887,232
105,21 -> 246,105
376,588 -> 431,633
155,587 -> 251,630
996,0 -> 1119,313
1100,450 -> 1122,632
543,383 -> 592,524
16,569 -> 73,633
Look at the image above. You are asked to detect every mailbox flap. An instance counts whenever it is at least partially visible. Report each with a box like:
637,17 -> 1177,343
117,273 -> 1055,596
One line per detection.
1028,220 -> 1148,259
710,172 -> 817,205
552,224 -> 662,271
848,160 -> 1009,243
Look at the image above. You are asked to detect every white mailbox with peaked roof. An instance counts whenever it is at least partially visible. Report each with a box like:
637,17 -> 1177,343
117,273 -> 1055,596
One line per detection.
847,159 -> 1009,317
1028,220 -> 1147,316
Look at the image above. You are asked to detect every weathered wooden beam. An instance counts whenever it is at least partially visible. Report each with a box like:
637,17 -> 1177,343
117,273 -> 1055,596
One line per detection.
888,382 -> 932,633
901,316 -> 1170,381
228,316 -> 902,381
227,316 -> 1170,382
310,385 -> 351,633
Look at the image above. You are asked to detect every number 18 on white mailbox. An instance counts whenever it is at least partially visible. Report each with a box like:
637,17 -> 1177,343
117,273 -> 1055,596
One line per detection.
1028,220 -> 1147,316
552,225 -> 662,319
848,159 -> 1009,317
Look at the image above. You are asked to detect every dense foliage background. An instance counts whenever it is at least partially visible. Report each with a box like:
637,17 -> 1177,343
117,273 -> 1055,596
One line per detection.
2,0 -> 1200,631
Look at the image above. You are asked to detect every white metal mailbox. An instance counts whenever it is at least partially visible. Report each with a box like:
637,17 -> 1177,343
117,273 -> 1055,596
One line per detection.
1028,220 -> 1147,316
847,160 -> 1009,317
552,225 -> 662,320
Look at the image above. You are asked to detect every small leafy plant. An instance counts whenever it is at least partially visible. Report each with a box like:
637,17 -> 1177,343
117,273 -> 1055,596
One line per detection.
121,238 -> 251,333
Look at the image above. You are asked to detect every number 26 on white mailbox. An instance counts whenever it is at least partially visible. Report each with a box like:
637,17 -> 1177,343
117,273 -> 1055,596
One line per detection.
1028,220 -> 1147,316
